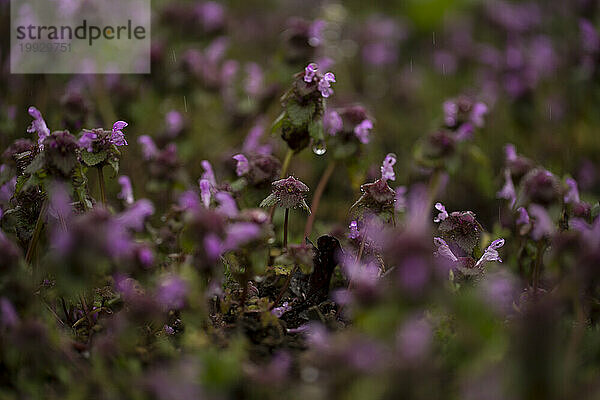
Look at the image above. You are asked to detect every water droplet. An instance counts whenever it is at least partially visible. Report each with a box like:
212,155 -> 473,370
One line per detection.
312,140 -> 327,155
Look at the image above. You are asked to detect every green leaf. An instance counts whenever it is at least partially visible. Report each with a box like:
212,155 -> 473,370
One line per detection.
80,150 -> 107,167
24,153 -> 45,174
107,157 -> 120,178
52,154 -> 76,176
272,264 -> 295,275
271,112 -> 286,133
21,174 -> 43,192
259,193 -> 278,208
287,101 -> 315,126
308,119 -> 324,141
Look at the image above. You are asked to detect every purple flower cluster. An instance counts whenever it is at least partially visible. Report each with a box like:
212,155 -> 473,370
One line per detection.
303,63 -> 336,98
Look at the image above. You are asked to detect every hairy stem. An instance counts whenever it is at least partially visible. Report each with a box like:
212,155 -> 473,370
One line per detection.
283,208 -> 289,249
25,200 -> 48,265
304,160 -> 336,239
97,166 -> 107,205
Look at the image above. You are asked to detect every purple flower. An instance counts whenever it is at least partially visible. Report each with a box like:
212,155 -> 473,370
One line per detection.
199,179 -> 211,208
78,130 -> 97,152
497,169 -> 516,208
564,178 -> 580,204
348,220 -> 360,239
198,1 -> 225,32
215,191 -> 238,217
232,154 -> 250,176
204,233 -> 223,260
505,143 -> 517,162
201,160 -> 216,186
27,106 -> 51,148
271,301 -> 291,318
354,119 -> 373,144
516,207 -> 530,226
480,270 -> 517,314
323,110 -> 343,136
138,135 -> 158,160
528,204 -> 555,240
380,153 -> 396,182
137,245 -> 154,268
242,120 -> 271,155
309,20 -> 326,46
114,274 -> 139,300
117,199 -> 154,231
178,190 -> 200,211
165,111 -> 184,137
1,297 -> 19,328
433,202 -> 448,223
341,258 -> 379,290
395,186 -> 407,212
111,121 -> 128,146
397,316 -> 432,361
570,216 -> 600,248
48,182 -> 73,226
317,72 -> 336,98
156,275 -> 188,310
223,222 -> 261,251
475,238 -> 505,267
580,19 -> 600,54
433,237 -> 458,262
471,102 -> 488,128
260,176 -> 311,212
455,122 -> 474,141
304,63 -> 318,83
244,62 -> 264,97
443,100 -> 458,126
117,176 -> 134,205
164,324 -> 175,335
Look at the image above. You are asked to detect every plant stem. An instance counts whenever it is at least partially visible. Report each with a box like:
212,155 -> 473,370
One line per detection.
304,160 -> 336,239
268,149 -> 295,223
283,208 -> 289,249
79,294 -> 94,333
25,200 -> 48,265
533,241 -> 545,295
97,166 -> 107,205
346,228 -> 368,293
280,149 -> 294,179
426,169 -> 443,211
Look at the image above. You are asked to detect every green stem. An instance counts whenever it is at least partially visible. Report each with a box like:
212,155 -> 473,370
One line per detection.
280,149 -> 294,179
25,200 -> 48,265
304,160 -> 336,239
426,169 -> 443,211
97,166 -> 107,205
283,208 -> 289,249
